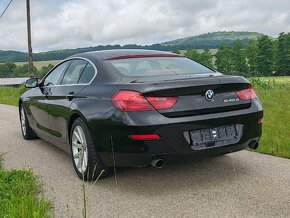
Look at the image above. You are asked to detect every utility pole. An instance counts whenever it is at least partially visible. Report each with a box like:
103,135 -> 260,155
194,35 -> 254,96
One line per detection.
26,0 -> 34,78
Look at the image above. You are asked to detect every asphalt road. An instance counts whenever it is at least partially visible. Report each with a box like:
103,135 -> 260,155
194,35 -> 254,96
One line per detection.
0,103 -> 290,218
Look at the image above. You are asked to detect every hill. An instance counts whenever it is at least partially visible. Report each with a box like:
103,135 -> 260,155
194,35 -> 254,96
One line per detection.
0,31 -> 267,63
161,31 -> 264,49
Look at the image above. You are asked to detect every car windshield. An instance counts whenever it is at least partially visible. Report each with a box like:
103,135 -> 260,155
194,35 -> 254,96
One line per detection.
108,57 -> 214,77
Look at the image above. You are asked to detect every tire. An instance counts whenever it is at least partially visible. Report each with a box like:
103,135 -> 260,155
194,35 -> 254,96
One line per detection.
20,104 -> 38,140
70,117 -> 108,181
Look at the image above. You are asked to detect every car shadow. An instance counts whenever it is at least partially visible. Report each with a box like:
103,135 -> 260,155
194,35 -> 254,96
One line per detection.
25,136 -> 252,198
95,153 -> 251,197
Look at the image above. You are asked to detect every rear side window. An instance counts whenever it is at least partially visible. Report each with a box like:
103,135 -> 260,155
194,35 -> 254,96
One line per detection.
78,63 -> 95,84
108,57 -> 213,77
61,60 -> 87,85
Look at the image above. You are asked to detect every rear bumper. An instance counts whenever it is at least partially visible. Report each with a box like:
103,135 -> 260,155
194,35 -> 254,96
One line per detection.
94,106 -> 263,167
100,139 -> 259,167
84,97 -> 263,167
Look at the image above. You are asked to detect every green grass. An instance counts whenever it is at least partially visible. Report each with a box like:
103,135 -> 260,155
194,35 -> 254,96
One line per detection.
180,49 -> 218,55
254,86 -> 290,158
0,155 -> 52,217
0,86 -> 26,106
0,77 -> 290,159
259,76 -> 290,84
15,60 -> 59,70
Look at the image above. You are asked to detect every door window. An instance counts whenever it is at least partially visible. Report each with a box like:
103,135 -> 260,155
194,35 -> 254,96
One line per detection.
43,61 -> 70,86
61,60 -> 87,85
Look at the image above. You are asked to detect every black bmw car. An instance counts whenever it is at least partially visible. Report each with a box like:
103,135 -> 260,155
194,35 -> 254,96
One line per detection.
19,49 -> 263,180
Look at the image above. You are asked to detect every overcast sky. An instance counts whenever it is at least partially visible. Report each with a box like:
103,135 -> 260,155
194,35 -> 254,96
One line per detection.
0,0 -> 289,52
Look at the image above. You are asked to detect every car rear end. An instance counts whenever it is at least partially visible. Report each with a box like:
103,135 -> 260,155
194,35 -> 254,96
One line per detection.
97,54 -> 263,167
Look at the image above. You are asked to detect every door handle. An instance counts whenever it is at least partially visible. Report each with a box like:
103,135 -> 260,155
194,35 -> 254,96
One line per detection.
66,92 -> 75,101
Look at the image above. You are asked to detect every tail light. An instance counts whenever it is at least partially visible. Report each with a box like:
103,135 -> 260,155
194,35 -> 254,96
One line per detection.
146,97 -> 177,110
236,85 -> 257,100
112,90 -> 177,112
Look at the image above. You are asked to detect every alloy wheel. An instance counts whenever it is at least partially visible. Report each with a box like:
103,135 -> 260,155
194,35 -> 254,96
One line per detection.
72,125 -> 88,173
20,107 -> 26,135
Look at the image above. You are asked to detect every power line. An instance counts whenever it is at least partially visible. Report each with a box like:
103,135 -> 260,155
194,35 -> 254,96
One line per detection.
0,0 -> 13,19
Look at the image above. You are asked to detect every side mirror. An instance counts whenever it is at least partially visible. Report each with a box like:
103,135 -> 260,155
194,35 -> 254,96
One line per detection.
25,78 -> 38,88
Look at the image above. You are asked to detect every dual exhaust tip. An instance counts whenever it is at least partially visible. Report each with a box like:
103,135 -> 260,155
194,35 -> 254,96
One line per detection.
151,139 -> 259,168
248,139 -> 259,150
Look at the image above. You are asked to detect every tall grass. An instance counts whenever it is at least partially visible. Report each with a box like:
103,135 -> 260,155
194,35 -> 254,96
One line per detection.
0,155 -> 52,217
0,86 -> 26,106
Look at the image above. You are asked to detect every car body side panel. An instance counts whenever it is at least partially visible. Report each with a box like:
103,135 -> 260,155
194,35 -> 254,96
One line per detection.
45,85 -> 86,144
21,88 -> 51,137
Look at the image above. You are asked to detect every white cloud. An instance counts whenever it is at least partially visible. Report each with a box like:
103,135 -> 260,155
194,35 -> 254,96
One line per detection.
0,0 -> 289,51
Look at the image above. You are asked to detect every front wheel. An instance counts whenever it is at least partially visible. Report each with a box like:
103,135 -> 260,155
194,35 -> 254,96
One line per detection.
70,118 -> 108,181
20,104 -> 37,140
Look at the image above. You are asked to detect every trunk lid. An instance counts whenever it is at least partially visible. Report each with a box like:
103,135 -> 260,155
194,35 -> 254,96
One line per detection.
118,75 -> 252,117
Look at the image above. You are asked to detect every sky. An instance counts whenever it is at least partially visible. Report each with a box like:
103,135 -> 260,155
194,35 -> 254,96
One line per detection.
0,0 -> 289,52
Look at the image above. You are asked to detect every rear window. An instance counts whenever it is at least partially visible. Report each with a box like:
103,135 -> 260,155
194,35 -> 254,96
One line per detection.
108,57 -> 214,77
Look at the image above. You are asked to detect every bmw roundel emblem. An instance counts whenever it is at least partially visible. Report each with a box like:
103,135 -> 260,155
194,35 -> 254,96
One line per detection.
205,90 -> 214,101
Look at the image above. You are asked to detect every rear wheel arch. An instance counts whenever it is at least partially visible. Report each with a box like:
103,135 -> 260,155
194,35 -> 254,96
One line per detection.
67,111 -> 90,141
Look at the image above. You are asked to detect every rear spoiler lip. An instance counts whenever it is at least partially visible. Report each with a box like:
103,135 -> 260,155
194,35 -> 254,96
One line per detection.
129,73 -> 223,84
104,54 -> 181,60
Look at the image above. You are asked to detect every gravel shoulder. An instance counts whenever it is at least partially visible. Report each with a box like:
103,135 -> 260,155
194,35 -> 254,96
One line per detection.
0,104 -> 289,217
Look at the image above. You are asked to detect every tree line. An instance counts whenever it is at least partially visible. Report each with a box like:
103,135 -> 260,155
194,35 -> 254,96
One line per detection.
0,32 -> 289,79
0,31 -> 260,63
0,63 -> 54,78
177,32 -> 290,77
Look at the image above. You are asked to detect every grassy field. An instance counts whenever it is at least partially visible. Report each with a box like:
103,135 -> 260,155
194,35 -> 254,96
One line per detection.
0,76 -> 289,159
180,49 -> 218,55
0,155 -> 51,217
258,76 -> 290,84
15,60 -> 60,70
252,77 -> 290,158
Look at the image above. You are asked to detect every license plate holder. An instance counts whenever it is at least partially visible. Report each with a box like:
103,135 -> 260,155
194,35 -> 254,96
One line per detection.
183,124 -> 243,150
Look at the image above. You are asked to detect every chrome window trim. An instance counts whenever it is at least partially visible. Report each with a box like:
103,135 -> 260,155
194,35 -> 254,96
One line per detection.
40,57 -> 98,87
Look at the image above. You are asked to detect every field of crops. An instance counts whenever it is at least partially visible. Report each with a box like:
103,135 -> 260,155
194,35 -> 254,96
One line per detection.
15,60 -> 60,70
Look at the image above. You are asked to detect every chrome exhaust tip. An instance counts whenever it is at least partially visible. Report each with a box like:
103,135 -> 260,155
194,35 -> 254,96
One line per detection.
151,159 -> 165,168
248,139 -> 259,150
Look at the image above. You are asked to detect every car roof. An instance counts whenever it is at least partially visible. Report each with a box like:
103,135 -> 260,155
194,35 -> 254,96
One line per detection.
70,49 -> 180,61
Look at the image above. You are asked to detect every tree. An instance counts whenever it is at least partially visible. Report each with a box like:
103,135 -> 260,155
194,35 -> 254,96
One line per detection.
0,62 -> 16,78
200,48 -> 214,68
256,35 -> 275,76
184,49 -> 214,68
0,64 -> 10,78
172,49 -> 180,54
276,32 -> 290,75
215,44 -> 232,74
184,49 -> 201,61
12,64 -> 37,78
36,64 -> 54,78
5,62 -> 17,74
231,40 -> 248,76
246,40 -> 258,75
